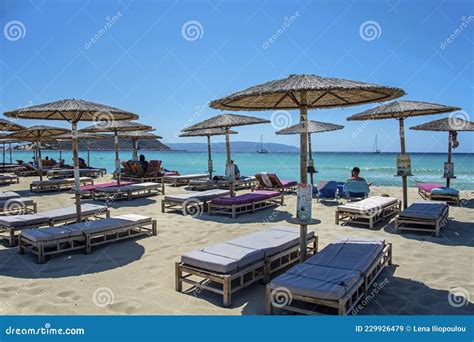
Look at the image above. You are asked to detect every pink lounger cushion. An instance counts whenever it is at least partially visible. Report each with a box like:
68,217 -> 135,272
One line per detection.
280,180 -> 297,187
210,190 -> 280,205
417,182 -> 442,193
80,181 -> 133,191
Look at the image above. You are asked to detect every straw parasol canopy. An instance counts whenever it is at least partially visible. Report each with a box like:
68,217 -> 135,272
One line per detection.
81,121 -> 152,186
276,120 -> 344,185
0,138 -> 19,165
410,116 -> 473,187
210,74 -> 405,261
0,119 -> 25,132
179,128 -> 238,179
183,114 -> 270,195
8,125 -> 70,181
54,132 -> 107,166
347,100 -> 461,208
4,99 -> 139,222
117,131 -> 162,161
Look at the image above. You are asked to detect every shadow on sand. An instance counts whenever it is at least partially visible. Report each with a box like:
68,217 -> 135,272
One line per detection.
0,239 -> 145,279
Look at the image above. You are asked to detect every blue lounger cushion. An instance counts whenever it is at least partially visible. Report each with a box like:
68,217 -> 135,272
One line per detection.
431,187 -> 459,196
399,200 -> 448,220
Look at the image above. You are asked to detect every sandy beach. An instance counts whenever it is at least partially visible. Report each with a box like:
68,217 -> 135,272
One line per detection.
0,176 -> 472,316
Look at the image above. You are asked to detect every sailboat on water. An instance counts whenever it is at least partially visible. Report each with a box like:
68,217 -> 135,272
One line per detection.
373,135 -> 381,153
257,135 -> 268,154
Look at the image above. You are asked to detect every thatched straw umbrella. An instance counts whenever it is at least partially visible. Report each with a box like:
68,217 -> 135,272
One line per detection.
0,138 -> 19,165
54,132 -> 106,167
179,128 -> 238,179
210,74 -> 404,261
410,116 -> 473,187
8,125 -> 69,181
276,120 -> 344,185
347,100 -> 460,209
81,121 -> 152,186
4,99 -> 138,222
0,119 -> 25,167
117,131 -> 162,161
182,113 -> 270,196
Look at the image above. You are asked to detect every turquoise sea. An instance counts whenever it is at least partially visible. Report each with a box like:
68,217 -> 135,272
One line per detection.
8,150 -> 474,190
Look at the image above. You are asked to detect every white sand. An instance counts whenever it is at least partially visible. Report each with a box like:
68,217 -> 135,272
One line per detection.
0,176 -> 472,315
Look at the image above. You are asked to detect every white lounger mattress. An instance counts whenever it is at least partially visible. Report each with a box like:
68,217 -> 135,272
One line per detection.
21,214 -> 151,242
32,177 -> 91,185
270,237 -> 384,300
0,197 -> 34,207
95,182 -> 160,192
0,191 -> 21,200
337,196 -> 398,214
181,226 -> 315,273
0,204 -> 106,228
164,189 -> 230,202
165,174 -> 208,180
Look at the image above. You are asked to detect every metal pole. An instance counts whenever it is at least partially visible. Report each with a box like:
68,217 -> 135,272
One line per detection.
308,133 -> 314,186
399,118 -> 408,209
299,92 -> 308,262
225,128 -> 234,197
207,135 -> 213,179
37,141 -> 43,181
72,122 -> 82,222
447,131 -> 452,188
114,131 -> 121,186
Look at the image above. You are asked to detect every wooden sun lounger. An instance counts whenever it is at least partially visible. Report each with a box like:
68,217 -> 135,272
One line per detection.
335,196 -> 401,229
19,214 -> 157,263
395,201 -> 449,237
176,226 -> 318,307
417,183 -> 459,205
208,190 -> 284,218
0,175 -> 19,185
217,176 -> 259,190
164,174 -> 209,186
46,168 -> 105,179
0,197 -> 37,216
92,182 -> 163,201
266,237 -> 392,315
30,177 -> 94,193
161,189 -> 230,215
0,204 -> 109,247
255,173 -> 297,193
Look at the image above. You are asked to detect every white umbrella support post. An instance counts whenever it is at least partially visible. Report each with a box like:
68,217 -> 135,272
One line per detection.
298,92 -> 309,262
72,123 -> 82,222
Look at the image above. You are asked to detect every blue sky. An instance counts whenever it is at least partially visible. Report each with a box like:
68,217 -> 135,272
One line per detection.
1,0 -> 473,153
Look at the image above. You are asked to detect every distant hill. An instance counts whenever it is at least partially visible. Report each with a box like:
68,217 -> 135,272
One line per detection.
167,141 -> 299,153
15,136 -> 171,151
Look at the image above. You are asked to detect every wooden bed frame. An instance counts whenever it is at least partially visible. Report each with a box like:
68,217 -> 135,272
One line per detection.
418,187 -> 459,205
164,174 -> 209,187
30,178 -> 94,193
0,200 -> 37,216
47,168 -> 105,179
0,208 -> 110,247
0,175 -> 19,185
176,236 -> 318,308
161,198 -> 209,215
92,184 -> 163,201
208,193 -> 284,219
19,217 -> 156,263
266,242 -> 392,315
335,200 -> 401,229
395,205 -> 449,237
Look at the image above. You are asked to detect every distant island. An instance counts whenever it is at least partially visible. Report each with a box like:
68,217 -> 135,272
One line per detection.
15,136 -> 171,151
167,141 -> 299,153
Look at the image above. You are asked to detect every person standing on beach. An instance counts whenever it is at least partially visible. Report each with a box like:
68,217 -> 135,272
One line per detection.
139,154 -> 149,173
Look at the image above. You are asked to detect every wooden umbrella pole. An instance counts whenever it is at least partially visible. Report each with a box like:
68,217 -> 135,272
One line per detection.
9,142 -> 12,164
225,127 -> 234,196
114,131 -> 121,187
87,144 -> 91,167
308,133 -> 314,186
399,118 -> 408,209
58,141 -> 62,163
447,131 -> 452,188
37,141 -> 43,181
207,135 -> 212,179
72,122 -> 82,222
299,92 -> 308,262
2,142 -> 5,167
133,139 -> 139,161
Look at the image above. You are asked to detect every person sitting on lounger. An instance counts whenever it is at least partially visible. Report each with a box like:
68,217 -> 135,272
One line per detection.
230,160 -> 241,179
78,157 -> 87,168
139,154 -> 149,173
348,167 -> 366,182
